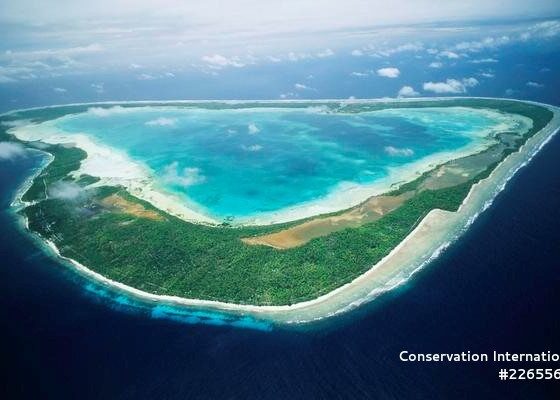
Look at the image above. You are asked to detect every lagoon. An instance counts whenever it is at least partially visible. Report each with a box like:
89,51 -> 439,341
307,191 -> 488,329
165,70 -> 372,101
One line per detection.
21,104 -> 527,223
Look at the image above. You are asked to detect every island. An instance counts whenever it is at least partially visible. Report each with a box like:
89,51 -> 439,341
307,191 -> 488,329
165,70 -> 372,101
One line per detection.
2,98 -> 558,324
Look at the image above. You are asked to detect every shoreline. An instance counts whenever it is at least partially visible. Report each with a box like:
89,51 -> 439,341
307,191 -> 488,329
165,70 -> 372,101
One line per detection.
0,95 -> 550,116
6,99 -> 559,324
8,105 -> 531,226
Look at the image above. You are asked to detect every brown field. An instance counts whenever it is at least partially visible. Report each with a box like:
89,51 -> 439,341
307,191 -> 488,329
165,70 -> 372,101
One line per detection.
101,194 -> 164,221
242,192 -> 414,249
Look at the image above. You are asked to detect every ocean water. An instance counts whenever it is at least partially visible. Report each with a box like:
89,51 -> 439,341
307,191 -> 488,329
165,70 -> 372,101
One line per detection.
1,117 -> 559,399
37,105 -> 516,220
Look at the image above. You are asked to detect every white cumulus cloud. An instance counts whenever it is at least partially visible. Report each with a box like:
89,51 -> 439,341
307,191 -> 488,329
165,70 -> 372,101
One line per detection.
294,82 -> 315,91
526,81 -> 544,88
375,42 -> 423,57
316,48 -> 334,58
438,50 -> 460,59
137,73 -> 155,80
521,20 -> 560,41
423,77 -> 479,94
87,106 -> 129,117
91,83 -> 104,93
376,67 -> 400,78
469,58 -> 499,64
48,181 -> 84,200
384,146 -> 414,157
162,162 -> 205,187
241,144 -> 263,152
462,77 -> 479,87
350,71 -> 369,77
279,92 -> 297,99
201,54 -> 245,69
0,142 -> 26,160
145,117 -> 177,127
397,86 -> 419,97
248,122 -> 260,134
454,36 -> 510,52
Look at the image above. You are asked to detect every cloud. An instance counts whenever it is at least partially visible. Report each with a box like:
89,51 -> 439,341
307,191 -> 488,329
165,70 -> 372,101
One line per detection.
429,61 -> 443,68
437,50 -> 460,59
279,92 -> 298,99
453,35 -> 510,52
397,86 -> 419,97
2,2 -> 559,36
162,162 -> 205,187
462,77 -> 479,87
248,123 -> 260,134
479,72 -> 495,78
521,20 -> 560,41
201,54 -> 245,69
4,44 -> 103,61
375,42 -> 423,57
53,87 -> 67,93
137,73 -> 156,80
446,20 -> 560,58
48,181 -> 84,200
91,83 -> 104,93
87,106 -> 130,117
241,144 -> 263,152
468,58 -> 499,64
0,74 -> 17,83
287,52 -> 312,62
384,146 -> 414,157
135,72 -> 175,80
526,81 -> 544,88
350,71 -> 369,77
423,77 -> 479,94
316,48 -> 334,58
0,43 -> 104,82
1,120 -> 31,128
294,82 -> 315,90
145,117 -> 177,127
1,5 -> 557,88
376,67 -> 400,78
0,142 -> 26,160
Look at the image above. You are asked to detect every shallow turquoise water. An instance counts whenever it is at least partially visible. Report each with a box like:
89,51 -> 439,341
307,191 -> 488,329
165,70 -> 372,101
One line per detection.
52,105 -> 507,220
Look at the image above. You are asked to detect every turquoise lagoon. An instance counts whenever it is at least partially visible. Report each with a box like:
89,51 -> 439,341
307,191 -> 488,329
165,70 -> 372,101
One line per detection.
26,105 -> 525,222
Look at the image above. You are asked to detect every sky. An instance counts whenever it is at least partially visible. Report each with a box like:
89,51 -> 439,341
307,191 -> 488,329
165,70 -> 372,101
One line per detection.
0,1 -> 559,110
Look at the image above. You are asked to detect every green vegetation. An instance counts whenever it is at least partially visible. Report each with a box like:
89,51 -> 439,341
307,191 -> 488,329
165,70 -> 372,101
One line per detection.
21,145 -> 87,203
74,174 -> 101,187
4,99 -> 555,305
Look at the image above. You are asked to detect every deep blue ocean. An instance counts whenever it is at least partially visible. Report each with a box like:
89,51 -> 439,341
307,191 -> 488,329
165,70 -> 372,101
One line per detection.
1,110 -> 559,398
2,16 -> 560,397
